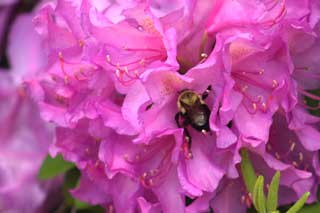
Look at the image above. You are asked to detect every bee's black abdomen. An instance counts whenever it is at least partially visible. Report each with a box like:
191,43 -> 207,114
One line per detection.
190,104 -> 211,132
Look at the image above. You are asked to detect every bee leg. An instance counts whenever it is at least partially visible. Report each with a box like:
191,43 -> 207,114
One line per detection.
175,112 -> 182,128
183,116 -> 191,126
183,128 -> 193,159
201,129 -> 208,135
201,85 -> 212,100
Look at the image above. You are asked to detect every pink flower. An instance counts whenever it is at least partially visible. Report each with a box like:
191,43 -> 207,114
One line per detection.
0,10 -> 61,212
0,73 -> 54,212
27,0 -> 320,212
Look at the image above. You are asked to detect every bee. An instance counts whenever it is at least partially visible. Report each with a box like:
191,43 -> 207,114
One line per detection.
175,85 -> 212,159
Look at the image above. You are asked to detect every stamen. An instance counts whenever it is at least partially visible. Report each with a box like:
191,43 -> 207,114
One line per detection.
106,54 -> 111,62
201,53 -> 208,58
299,152 -> 303,162
260,0 -> 287,27
79,40 -> 84,47
292,161 -> 298,167
242,85 -> 249,92
58,52 -> 70,84
252,103 -> 257,112
105,47 -> 166,86
299,88 -> 320,101
272,80 -> 279,88
290,142 -> 296,151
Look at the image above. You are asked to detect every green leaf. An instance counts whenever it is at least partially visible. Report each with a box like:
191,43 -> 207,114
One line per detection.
286,192 -> 310,213
253,176 -> 267,213
77,206 -> 105,213
240,149 -> 257,193
75,200 -> 91,210
62,167 -> 81,206
267,171 -> 280,212
299,203 -> 320,213
38,154 -> 75,180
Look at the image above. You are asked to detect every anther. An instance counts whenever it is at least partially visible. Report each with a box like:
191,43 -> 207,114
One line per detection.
252,103 -> 257,112
142,172 -> 147,178
58,51 -> 63,59
200,53 -> 208,58
149,178 -> 154,186
106,55 -> 111,62
272,80 -> 279,88
242,85 -> 248,92
259,69 -> 265,75
139,58 -> 145,65
267,144 -> 272,151
115,69 -> 121,77
292,161 -> 298,167
299,152 -> 303,162
275,152 -> 281,159
79,40 -> 84,47
187,152 -> 193,159
290,142 -> 296,151
241,195 -> 246,204
124,66 -> 129,73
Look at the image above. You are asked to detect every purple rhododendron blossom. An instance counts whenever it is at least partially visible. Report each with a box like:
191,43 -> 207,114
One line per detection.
24,0 -> 320,212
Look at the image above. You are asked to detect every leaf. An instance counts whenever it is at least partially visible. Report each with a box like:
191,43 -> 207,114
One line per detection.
240,149 -> 257,193
77,206 -> 105,213
267,171 -> 280,212
75,200 -> 91,210
299,203 -> 320,213
286,192 -> 310,213
38,154 -> 75,180
253,175 -> 266,213
63,167 -> 81,206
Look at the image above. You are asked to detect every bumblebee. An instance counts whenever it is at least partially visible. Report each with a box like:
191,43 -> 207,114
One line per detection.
175,85 -> 212,159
